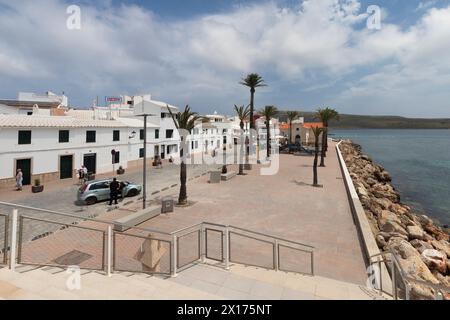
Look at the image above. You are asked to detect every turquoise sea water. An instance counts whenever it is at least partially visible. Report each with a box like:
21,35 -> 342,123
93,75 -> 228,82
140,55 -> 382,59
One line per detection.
331,129 -> 450,226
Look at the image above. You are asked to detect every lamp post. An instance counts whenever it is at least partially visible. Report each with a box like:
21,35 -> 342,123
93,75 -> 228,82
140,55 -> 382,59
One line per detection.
134,96 -> 158,210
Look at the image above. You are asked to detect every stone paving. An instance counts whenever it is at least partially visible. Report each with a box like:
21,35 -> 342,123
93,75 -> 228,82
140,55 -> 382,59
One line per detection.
0,141 -> 369,287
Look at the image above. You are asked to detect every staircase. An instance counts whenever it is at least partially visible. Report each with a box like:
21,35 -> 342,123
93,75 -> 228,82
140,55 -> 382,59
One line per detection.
0,264 -> 388,300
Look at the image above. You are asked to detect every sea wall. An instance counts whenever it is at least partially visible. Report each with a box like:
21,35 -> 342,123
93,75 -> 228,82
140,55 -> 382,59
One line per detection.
338,140 -> 450,299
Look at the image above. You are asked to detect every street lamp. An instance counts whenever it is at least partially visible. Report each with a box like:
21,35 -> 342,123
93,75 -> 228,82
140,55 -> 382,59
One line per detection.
133,96 -> 159,209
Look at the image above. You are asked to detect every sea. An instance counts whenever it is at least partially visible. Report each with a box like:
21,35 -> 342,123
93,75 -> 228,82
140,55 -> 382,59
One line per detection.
331,129 -> 450,226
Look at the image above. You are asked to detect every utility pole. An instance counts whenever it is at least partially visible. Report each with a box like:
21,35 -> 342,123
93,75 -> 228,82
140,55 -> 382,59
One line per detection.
143,113 -> 147,209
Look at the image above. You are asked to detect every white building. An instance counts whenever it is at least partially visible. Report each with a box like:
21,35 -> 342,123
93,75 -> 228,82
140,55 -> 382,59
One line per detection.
0,92 -> 181,187
0,91 -> 68,116
0,115 -> 151,188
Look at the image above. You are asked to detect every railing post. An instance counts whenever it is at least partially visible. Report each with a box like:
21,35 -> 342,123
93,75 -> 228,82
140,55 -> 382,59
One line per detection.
171,234 -> 177,278
9,209 -> 18,272
224,227 -> 230,270
107,225 -> 112,277
274,239 -> 279,271
377,256 -> 382,295
200,225 -> 206,263
391,261 -> 397,300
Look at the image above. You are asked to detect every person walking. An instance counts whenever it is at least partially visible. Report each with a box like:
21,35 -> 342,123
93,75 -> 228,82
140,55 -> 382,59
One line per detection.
109,178 -> 120,206
15,169 -> 23,191
82,165 -> 88,182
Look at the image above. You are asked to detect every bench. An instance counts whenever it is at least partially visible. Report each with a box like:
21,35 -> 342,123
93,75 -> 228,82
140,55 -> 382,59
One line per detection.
113,205 -> 161,232
221,171 -> 237,181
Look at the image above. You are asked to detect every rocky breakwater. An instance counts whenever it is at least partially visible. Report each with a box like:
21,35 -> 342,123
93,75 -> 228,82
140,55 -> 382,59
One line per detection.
339,140 -> 450,299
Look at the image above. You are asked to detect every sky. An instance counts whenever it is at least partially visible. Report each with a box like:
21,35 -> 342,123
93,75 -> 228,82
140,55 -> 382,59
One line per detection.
0,0 -> 450,117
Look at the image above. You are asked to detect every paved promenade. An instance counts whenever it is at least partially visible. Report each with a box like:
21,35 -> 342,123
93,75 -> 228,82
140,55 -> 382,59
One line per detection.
130,142 -> 368,285
0,141 -> 368,287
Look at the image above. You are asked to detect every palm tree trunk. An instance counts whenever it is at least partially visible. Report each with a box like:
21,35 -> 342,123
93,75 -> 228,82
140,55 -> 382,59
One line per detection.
266,122 -> 270,158
290,120 -> 293,144
313,140 -> 319,186
178,143 -> 187,205
249,88 -> 255,159
319,130 -> 326,167
239,123 -> 245,175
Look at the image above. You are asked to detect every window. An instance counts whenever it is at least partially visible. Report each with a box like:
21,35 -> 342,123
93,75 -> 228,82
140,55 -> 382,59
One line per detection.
191,141 -> 194,149
139,148 -> 145,158
195,141 -> 198,149
86,131 -> 96,143
113,151 -> 120,164
18,130 -> 31,145
59,130 -> 69,143
166,129 -> 173,139
155,129 -> 159,139
113,130 -> 120,141
140,129 -> 144,140
90,182 -> 109,190
161,113 -> 166,118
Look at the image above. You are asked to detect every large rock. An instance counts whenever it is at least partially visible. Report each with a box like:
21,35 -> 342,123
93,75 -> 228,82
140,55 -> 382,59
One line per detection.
421,249 -> 447,274
407,225 -> 425,240
378,210 -> 408,236
410,239 -> 433,254
375,170 -> 392,183
423,224 -> 449,242
431,240 -> 450,259
389,240 -> 439,300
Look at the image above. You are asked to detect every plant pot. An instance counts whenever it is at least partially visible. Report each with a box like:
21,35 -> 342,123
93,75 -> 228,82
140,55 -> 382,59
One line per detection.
116,169 -> 125,175
32,185 -> 44,193
88,174 -> 95,181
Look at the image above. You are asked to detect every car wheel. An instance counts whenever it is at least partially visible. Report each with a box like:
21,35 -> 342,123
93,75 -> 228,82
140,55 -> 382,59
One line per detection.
127,189 -> 138,197
85,196 -> 97,205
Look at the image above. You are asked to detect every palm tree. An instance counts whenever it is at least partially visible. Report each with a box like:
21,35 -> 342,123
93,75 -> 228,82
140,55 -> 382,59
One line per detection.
316,107 -> 339,167
311,126 -> 325,187
167,105 -> 203,205
286,111 -> 299,144
260,106 -> 278,159
240,74 -> 267,161
234,104 -> 250,175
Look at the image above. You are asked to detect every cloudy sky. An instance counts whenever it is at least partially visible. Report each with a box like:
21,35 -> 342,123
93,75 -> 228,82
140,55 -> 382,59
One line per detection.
0,0 -> 449,117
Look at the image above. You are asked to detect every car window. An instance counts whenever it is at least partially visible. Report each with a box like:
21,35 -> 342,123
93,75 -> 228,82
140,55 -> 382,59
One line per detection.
90,182 -> 110,190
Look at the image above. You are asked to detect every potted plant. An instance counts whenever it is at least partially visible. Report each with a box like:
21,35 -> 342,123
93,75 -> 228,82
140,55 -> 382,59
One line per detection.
32,178 -> 44,193
116,166 -> 125,175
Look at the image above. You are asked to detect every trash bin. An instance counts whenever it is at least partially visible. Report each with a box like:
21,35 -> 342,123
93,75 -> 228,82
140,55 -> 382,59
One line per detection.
209,171 -> 221,184
161,196 -> 174,213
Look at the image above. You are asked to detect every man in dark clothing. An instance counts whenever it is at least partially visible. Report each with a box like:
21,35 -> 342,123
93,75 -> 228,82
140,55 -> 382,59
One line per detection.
109,178 -> 120,205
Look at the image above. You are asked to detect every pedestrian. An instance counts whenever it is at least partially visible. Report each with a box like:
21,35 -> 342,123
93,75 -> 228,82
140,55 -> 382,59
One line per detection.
15,169 -> 23,191
82,165 -> 88,182
109,178 -> 120,206
78,166 -> 85,184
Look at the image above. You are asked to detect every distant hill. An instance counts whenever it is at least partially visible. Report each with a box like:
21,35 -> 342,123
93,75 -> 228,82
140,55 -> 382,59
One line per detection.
277,111 -> 450,129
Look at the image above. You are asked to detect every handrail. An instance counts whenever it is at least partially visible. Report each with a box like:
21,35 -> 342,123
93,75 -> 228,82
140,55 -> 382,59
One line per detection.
227,225 -> 315,250
370,250 -> 450,298
0,201 -> 172,236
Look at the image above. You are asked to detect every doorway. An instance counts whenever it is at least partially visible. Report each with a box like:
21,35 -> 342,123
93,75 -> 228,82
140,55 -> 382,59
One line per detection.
16,158 -> 31,186
60,155 -> 73,179
161,144 -> 165,159
154,145 -> 159,158
83,153 -> 97,174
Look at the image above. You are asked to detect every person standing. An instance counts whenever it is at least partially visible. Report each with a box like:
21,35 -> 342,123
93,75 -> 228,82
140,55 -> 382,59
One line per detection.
109,178 -> 120,206
82,165 -> 88,182
15,169 -> 23,191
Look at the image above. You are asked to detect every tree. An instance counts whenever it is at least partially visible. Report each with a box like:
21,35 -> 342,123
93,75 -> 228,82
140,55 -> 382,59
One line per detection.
260,106 -> 279,159
311,126 -> 325,187
167,105 -> 203,205
234,104 -> 250,175
316,107 -> 339,167
286,111 -> 299,144
240,74 -> 267,161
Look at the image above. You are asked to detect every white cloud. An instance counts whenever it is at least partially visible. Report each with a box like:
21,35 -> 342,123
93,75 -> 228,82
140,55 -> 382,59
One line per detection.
0,0 -> 449,116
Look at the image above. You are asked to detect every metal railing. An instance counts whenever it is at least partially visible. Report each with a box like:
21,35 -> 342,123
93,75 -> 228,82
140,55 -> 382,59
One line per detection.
0,213 -> 8,265
0,201 -> 315,279
370,251 -> 449,300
